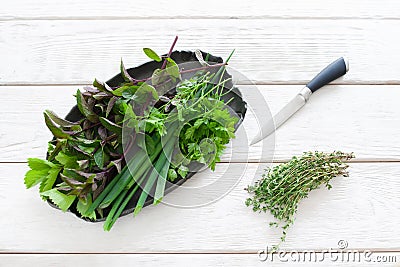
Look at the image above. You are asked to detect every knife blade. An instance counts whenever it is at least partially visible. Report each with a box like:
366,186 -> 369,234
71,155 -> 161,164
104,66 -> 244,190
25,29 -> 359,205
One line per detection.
250,56 -> 349,146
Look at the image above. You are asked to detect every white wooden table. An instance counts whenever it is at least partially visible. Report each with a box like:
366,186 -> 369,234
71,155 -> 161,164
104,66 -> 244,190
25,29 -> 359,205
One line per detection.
1,0 -> 400,266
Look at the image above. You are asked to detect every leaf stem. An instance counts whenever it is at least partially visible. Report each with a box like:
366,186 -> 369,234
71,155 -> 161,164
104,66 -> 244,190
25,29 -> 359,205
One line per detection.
161,36 -> 179,70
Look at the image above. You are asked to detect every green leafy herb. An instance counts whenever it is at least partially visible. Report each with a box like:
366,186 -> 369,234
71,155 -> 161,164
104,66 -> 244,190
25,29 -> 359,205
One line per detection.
77,194 -> 96,220
55,152 -> 78,169
24,158 -> 60,190
245,151 -> 354,251
166,58 -> 181,79
24,36 -> 240,231
143,48 -> 162,62
41,189 -> 76,212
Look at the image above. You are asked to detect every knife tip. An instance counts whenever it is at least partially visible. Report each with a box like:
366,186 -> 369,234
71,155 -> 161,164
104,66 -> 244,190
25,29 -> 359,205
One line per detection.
249,136 -> 261,146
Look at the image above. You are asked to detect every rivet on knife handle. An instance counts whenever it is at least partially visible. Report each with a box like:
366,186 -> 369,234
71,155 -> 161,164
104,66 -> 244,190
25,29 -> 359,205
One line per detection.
306,57 -> 349,92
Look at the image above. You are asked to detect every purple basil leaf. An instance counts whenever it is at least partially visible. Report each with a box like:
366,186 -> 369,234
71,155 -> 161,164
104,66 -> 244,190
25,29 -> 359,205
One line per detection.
107,158 -> 122,173
98,126 -> 107,140
44,110 -> 79,127
93,92 -> 112,100
93,79 -> 112,93
106,97 -> 118,118
76,89 -> 98,123
91,183 -> 98,192
93,177 -> 107,200
77,160 -> 89,169
43,112 -> 71,139
99,117 -> 122,136
159,95 -> 170,102
60,173 -> 84,187
67,169 -> 97,180
83,86 -> 100,93
120,59 -> 135,83
104,83 -> 113,92
71,145 -> 91,156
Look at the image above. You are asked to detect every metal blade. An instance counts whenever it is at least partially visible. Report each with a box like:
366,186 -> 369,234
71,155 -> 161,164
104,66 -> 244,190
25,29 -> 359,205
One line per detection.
250,93 -> 307,145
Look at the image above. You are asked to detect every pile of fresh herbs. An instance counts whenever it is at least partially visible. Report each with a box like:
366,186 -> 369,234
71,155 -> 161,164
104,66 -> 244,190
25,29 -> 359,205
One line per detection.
245,151 -> 354,250
24,36 -> 239,230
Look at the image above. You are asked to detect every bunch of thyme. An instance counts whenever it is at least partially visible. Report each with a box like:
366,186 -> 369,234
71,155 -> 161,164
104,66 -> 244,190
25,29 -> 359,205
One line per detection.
245,151 -> 354,250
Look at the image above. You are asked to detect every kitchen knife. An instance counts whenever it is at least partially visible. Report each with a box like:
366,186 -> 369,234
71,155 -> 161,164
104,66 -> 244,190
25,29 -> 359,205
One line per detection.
250,57 -> 349,146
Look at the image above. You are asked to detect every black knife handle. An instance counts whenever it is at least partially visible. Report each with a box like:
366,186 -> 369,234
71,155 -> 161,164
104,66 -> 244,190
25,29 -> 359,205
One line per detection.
306,57 -> 349,93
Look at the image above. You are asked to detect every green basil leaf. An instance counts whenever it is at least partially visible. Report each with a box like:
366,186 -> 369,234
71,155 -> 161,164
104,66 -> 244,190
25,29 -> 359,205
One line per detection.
151,68 -> 168,85
121,86 -> 139,99
112,84 -> 139,97
132,83 -> 158,104
143,48 -> 162,62
55,151 -> 79,169
94,148 -> 109,169
166,58 -> 181,79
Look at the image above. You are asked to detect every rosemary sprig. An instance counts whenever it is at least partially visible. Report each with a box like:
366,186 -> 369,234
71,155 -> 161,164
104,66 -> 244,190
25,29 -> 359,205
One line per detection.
245,151 -> 354,250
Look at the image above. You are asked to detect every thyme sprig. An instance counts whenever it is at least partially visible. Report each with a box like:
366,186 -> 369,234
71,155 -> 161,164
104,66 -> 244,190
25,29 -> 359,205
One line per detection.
245,151 -> 354,250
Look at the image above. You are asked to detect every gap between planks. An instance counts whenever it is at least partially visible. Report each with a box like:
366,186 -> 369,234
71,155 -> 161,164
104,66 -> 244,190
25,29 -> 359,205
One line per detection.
2,81 -> 400,86
3,16 -> 400,22
2,159 -> 400,164
1,249 -> 400,254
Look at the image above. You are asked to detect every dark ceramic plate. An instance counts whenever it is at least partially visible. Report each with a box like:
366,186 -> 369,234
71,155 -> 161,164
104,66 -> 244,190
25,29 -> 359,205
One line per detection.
48,50 -> 247,222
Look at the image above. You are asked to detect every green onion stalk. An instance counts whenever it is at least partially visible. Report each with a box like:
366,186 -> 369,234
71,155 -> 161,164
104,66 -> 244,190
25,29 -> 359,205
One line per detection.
84,122 -> 179,230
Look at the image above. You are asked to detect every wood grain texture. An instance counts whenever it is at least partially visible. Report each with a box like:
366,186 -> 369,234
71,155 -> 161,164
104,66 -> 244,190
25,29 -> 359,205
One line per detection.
1,162 -> 399,253
1,253 -> 400,267
1,19 -> 399,85
1,0 -> 399,261
1,85 -> 399,162
2,0 -> 400,20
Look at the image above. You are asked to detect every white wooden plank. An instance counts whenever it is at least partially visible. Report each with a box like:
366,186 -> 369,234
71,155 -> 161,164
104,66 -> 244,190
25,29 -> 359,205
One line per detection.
0,162 -> 399,252
2,0 -> 400,20
240,84 -> 400,162
0,85 -> 399,162
1,19 -> 399,84
1,253 -> 400,267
